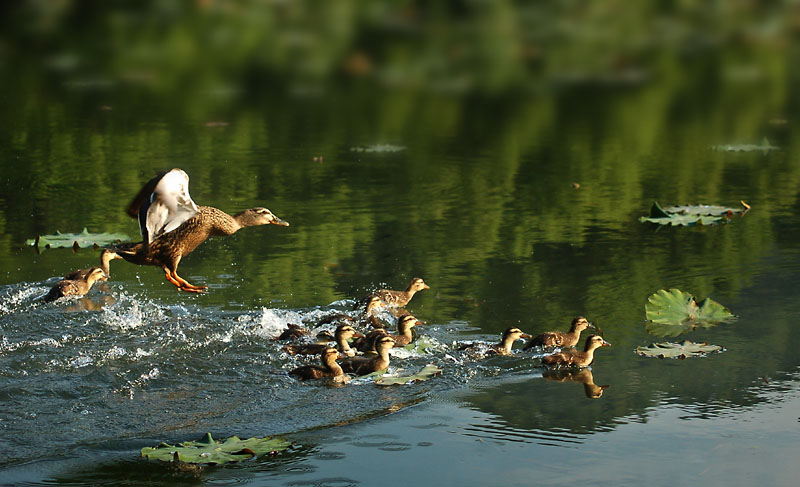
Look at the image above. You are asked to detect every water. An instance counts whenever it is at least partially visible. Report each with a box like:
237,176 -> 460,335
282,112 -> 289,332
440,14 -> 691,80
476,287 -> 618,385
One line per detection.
2,3 -> 800,485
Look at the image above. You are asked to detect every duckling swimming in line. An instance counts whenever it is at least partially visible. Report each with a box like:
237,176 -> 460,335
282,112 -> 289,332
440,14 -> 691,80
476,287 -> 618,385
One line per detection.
111,168 -> 289,293
459,327 -> 532,357
541,334 -> 610,367
368,277 -> 430,308
339,335 -> 395,376
524,316 -> 594,350
289,347 -> 349,383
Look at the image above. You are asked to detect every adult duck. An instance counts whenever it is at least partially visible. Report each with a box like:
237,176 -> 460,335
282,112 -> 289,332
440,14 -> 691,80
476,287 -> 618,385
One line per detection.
339,335 -> 395,376
523,316 -> 594,350
111,168 -> 289,292
459,327 -> 531,357
44,267 -> 108,302
368,277 -> 430,308
355,314 -> 422,352
289,347 -> 348,383
541,335 -> 610,367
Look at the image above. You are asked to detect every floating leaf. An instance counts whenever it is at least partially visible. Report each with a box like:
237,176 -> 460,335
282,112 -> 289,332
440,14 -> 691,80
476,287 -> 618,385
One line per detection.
710,137 -> 778,153
141,433 -> 291,465
645,289 -> 735,337
374,364 -> 442,386
27,228 -> 131,251
639,201 -> 749,226
403,336 -> 438,354
636,340 -> 723,359
349,144 -> 406,153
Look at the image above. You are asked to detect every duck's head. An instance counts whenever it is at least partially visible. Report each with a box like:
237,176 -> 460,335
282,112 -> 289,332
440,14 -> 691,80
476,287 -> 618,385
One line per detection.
503,327 -> 531,342
315,330 -> 335,343
408,277 -> 430,292
321,346 -> 344,362
375,335 -> 395,352
85,267 -> 108,285
336,324 -> 364,340
571,316 -> 594,333
398,315 -> 422,332
236,207 -> 290,227
584,334 -> 611,351
364,295 -> 383,314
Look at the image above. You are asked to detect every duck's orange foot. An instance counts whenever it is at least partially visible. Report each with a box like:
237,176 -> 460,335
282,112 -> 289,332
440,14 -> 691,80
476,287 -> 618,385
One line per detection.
164,268 -> 208,293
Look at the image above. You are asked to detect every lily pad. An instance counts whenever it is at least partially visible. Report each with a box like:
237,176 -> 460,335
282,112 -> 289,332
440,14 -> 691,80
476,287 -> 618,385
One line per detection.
27,228 -> 131,251
141,433 -> 291,465
374,364 -> 442,386
639,201 -> 749,226
645,289 -> 735,337
711,137 -> 778,153
403,336 -> 439,354
636,340 -> 723,359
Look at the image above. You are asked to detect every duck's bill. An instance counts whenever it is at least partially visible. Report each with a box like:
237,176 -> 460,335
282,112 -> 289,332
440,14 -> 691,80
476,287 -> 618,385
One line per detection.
601,340 -> 611,347
271,217 -> 290,226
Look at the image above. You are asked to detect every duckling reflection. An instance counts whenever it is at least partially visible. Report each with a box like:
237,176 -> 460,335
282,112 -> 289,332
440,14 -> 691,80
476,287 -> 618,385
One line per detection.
289,347 -> 350,384
366,277 -> 430,309
542,367 -> 610,399
458,327 -> 532,357
523,316 -> 594,350
541,335 -> 610,367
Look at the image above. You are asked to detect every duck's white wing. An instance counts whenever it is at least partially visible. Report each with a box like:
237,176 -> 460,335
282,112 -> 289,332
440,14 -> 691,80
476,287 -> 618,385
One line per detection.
140,168 -> 199,243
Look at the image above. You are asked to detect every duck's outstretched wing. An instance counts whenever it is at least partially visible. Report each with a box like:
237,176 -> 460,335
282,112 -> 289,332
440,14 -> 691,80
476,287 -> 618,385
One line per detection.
127,168 -> 199,243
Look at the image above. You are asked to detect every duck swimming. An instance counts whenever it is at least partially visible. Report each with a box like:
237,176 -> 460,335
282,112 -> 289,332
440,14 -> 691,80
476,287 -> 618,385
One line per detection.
289,347 -> 348,383
541,334 -> 610,367
284,324 -> 363,358
44,267 -> 108,302
63,249 -> 121,281
523,316 -> 594,350
339,335 -> 395,376
355,314 -> 422,352
368,277 -> 429,308
111,168 -> 289,293
459,327 -> 531,357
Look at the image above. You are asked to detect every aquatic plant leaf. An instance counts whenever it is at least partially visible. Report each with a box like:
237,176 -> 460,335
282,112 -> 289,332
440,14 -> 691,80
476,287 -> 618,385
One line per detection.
403,336 -> 438,354
141,433 -> 291,465
27,228 -> 131,250
636,340 -> 723,359
349,144 -> 406,153
710,137 -> 778,153
639,201 -> 748,226
374,364 -> 442,386
645,289 -> 734,337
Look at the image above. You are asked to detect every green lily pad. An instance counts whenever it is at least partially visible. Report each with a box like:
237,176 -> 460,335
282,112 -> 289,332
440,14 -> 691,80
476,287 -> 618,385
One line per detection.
710,137 -> 778,153
639,201 -> 749,226
403,336 -> 439,354
374,364 -> 442,386
141,433 -> 291,465
636,340 -> 723,359
645,289 -> 735,337
27,228 -> 131,251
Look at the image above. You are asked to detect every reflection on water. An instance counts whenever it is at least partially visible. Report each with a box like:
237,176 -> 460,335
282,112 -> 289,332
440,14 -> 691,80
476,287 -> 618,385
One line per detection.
543,368 -> 610,399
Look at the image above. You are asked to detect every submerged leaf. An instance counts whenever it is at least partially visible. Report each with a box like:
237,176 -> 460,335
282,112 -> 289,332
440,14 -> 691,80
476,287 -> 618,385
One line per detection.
350,144 -> 406,153
374,364 -> 442,386
710,137 -> 778,153
639,201 -> 748,226
141,433 -> 291,465
645,289 -> 735,337
27,228 -> 131,250
403,336 -> 438,354
636,340 -> 723,359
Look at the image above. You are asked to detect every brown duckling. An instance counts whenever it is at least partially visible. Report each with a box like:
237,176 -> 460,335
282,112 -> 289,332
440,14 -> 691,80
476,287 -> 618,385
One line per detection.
111,168 -> 289,293
44,267 -> 108,302
523,316 -> 594,350
355,314 -> 422,352
339,335 -> 395,376
284,324 -> 363,358
541,334 -> 610,367
289,347 -> 348,383
369,277 -> 430,308
275,323 -> 312,341
63,249 -> 122,280
459,327 -> 531,356
317,296 -> 386,329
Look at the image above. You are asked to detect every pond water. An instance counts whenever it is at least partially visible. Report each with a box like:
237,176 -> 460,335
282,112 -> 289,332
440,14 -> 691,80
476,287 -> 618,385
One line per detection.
2,3 -> 800,486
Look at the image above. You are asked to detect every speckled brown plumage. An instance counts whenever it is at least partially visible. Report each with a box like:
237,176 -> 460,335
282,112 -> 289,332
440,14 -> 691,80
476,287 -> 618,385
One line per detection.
369,278 -> 430,308
524,316 -> 593,350
355,314 -> 421,352
284,324 -> 363,358
541,335 -> 610,367
44,267 -> 107,302
289,347 -> 347,381
339,335 -> 395,376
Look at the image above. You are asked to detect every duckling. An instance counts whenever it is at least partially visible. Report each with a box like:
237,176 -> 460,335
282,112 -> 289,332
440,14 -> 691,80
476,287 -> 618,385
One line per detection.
284,324 -> 363,358
459,327 -> 531,356
44,267 -> 108,302
541,335 -> 610,367
275,323 -> 311,341
355,314 -> 422,352
523,316 -> 594,350
339,335 -> 395,376
317,296 -> 386,329
111,168 -> 289,293
289,347 -> 348,383
368,277 -> 429,308
63,249 -> 122,281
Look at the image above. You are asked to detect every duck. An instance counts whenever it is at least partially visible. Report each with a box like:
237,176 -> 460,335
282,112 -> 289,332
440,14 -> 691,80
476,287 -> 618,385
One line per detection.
275,323 -> 313,341
284,324 -> 363,358
543,368 -> 609,399
111,168 -> 289,293
339,335 -> 395,376
541,334 -> 610,367
459,327 -> 532,356
355,314 -> 422,352
63,249 -> 122,281
523,316 -> 594,350
44,267 -> 108,302
289,347 -> 348,383
368,277 -> 430,308
317,296 -> 387,329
